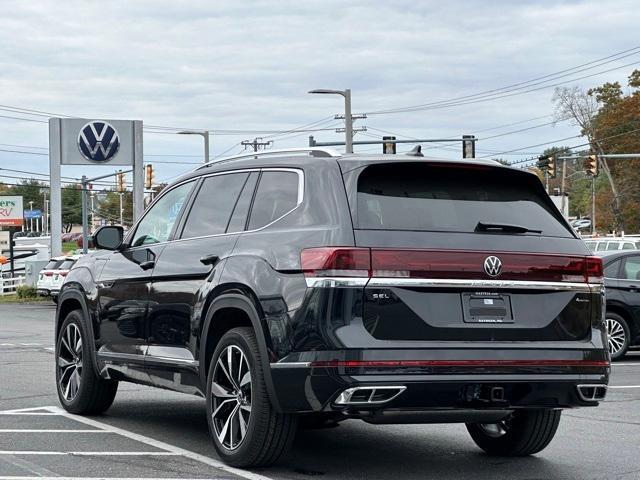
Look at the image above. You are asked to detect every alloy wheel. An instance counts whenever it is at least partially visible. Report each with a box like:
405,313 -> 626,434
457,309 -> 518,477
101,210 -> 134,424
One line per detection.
57,323 -> 83,402
211,345 -> 252,451
606,318 -> 626,356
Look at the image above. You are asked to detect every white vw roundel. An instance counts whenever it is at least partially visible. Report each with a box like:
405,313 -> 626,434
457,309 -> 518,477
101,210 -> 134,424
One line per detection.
483,256 -> 502,277
77,121 -> 120,162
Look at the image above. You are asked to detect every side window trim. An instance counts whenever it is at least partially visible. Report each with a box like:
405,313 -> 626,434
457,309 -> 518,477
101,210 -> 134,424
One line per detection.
244,171 -> 263,231
124,179 -> 197,249
149,167 -> 304,245
225,172 -> 252,234
174,176 -> 206,241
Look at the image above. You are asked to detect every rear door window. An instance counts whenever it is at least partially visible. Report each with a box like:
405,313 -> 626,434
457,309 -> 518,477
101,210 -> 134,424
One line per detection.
355,163 -> 572,237
247,171 -> 300,230
181,172 -> 248,239
604,260 -> 621,278
622,256 -> 640,281
622,242 -> 635,250
606,242 -> 620,251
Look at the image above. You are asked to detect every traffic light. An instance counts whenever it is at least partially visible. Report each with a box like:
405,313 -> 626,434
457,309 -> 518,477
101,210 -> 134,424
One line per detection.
116,171 -> 125,192
145,164 -> 154,189
584,155 -> 598,176
382,136 -> 396,154
536,156 -> 557,178
547,156 -> 556,178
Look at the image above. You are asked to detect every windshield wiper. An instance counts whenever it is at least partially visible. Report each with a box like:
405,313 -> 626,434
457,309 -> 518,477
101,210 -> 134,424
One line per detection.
475,222 -> 542,234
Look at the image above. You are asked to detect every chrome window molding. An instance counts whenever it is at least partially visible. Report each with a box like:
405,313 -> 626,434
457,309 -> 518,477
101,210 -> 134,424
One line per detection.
123,167 -> 305,249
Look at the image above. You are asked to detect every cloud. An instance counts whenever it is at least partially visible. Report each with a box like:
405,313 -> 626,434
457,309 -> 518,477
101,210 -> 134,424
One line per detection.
0,0 -> 638,181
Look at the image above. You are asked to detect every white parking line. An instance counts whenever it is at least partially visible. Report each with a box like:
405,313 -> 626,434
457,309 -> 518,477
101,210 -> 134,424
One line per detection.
608,385 -> 640,389
0,405 -> 276,480
612,363 -> 640,366
0,451 -> 179,456
0,430 -> 110,433
0,478 -> 220,480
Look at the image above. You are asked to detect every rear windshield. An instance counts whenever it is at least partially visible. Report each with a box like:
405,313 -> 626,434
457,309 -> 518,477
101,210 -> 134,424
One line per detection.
45,260 -> 63,269
356,163 -> 572,237
58,260 -> 76,270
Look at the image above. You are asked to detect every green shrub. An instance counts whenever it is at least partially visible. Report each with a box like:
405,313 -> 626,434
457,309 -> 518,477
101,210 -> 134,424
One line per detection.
16,284 -> 37,299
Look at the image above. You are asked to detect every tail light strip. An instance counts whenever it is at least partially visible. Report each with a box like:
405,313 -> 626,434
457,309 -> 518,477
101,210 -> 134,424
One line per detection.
309,359 -> 610,368
301,247 -> 603,288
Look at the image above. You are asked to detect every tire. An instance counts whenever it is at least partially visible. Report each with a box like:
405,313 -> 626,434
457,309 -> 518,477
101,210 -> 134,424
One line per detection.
466,409 -> 561,456
606,312 -> 630,360
206,327 -> 297,467
55,309 -> 118,414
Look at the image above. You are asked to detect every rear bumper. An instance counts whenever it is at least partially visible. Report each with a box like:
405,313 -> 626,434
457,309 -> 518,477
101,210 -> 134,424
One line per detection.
270,349 -> 610,416
36,288 -> 50,296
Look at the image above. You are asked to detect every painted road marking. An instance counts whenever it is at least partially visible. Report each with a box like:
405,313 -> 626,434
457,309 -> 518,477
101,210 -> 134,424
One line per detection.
0,405 -> 277,480
0,430 -> 112,433
0,477 -> 223,480
0,451 -> 179,456
608,385 -> 640,389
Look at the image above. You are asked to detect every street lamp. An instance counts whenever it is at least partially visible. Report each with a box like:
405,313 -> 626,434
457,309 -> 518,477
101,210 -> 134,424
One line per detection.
308,89 -> 353,153
178,130 -> 210,163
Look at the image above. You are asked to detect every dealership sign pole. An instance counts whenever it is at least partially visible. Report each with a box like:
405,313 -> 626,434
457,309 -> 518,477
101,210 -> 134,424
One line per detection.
49,118 -> 143,256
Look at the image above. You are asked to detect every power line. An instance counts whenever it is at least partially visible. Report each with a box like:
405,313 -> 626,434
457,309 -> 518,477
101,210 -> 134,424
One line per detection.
365,47 -> 640,115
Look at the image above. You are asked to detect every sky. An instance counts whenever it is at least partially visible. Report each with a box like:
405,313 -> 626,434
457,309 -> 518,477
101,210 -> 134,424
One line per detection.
0,0 -> 639,187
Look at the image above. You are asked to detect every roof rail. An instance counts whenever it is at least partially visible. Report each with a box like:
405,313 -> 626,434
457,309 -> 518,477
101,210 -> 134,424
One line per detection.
196,147 -> 341,170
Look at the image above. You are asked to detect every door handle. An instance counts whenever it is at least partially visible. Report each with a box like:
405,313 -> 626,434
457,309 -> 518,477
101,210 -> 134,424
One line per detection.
139,260 -> 155,270
200,254 -> 219,266
628,285 -> 638,292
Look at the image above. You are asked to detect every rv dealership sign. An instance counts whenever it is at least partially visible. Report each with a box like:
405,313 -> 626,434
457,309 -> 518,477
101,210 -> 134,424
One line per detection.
0,196 -> 24,227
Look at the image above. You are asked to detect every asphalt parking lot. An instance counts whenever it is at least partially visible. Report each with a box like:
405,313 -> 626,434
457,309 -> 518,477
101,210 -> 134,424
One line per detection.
1,303 -> 639,480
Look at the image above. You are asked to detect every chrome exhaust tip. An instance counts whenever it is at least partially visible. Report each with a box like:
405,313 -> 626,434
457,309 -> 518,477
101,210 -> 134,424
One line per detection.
576,384 -> 607,402
334,386 -> 407,405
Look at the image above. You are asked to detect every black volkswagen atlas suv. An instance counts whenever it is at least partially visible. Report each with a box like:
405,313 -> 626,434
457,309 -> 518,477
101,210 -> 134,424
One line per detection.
54,148 -> 609,467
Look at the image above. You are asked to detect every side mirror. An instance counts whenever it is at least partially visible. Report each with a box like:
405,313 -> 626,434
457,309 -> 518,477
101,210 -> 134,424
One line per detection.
93,226 -> 124,251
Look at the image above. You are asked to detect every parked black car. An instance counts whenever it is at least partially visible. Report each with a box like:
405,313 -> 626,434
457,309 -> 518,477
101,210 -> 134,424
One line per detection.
55,148 -> 609,467
598,250 -> 640,359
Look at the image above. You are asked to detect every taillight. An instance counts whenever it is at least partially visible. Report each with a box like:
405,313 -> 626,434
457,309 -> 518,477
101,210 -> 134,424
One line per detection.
59,271 -> 69,277
301,248 -> 603,283
301,248 -> 371,277
44,271 -> 53,277
585,256 -> 603,284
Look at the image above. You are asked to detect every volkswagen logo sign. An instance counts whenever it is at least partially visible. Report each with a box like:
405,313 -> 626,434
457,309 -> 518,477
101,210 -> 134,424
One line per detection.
483,256 -> 502,277
78,121 -> 120,162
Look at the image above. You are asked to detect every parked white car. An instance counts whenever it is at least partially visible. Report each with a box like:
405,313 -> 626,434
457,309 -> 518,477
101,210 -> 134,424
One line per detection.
584,238 -> 640,253
36,257 -> 66,297
49,256 -> 81,301
37,255 -> 81,301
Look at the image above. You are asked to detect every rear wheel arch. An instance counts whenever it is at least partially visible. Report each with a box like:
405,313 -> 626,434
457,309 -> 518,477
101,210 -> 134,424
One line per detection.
200,293 -> 281,411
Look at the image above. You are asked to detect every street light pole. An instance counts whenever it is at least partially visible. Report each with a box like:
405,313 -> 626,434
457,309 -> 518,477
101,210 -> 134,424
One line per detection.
178,130 -> 210,163
308,89 -> 353,153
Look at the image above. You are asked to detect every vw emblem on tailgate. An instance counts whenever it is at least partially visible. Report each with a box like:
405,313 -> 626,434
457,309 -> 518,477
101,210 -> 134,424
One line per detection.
483,256 -> 502,277
78,121 -> 120,162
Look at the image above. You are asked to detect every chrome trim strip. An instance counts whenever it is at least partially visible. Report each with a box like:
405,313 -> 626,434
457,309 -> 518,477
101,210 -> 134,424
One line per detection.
97,352 -> 145,363
367,278 -> 594,291
305,276 -> 596,291
269,362 -> 312,369
145,356 -> 198,368
305,277 -> 370,288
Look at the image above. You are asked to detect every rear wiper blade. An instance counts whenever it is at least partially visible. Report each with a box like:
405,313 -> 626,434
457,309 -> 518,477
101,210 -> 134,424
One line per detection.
475,222 -> 542,234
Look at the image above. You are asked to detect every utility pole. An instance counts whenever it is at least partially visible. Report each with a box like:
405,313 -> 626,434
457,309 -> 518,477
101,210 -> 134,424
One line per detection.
28,201 -> 34,232
43,192 -> 48,236
241,137 -> 272,152
591,176 -> 596,235
560,157 -> 567,216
